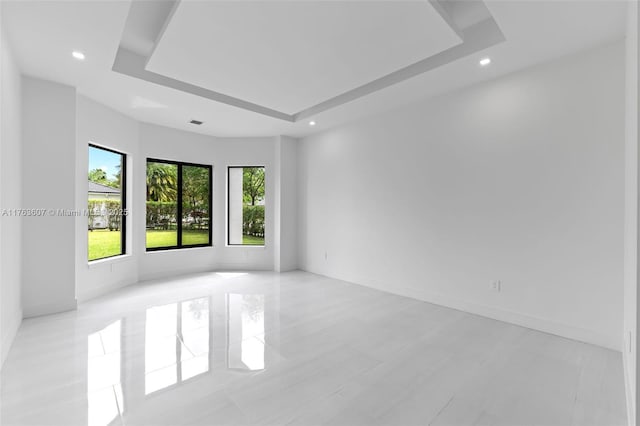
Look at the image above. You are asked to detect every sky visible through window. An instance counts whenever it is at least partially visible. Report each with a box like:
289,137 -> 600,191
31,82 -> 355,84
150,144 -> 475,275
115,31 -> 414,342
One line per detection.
89,146 -> 120,181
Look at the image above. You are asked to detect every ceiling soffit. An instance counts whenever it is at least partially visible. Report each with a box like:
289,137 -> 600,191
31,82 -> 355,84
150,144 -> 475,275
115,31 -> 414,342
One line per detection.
112,0 -> 505,122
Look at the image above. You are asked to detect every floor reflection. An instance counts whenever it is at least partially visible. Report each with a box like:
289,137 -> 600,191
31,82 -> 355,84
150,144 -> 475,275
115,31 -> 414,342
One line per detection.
227,294 -> 265,371
4,272 -> 626,426
145,297 -> 210,394
87,320 -> 123,426
87,293 -> 267,425
216,272 -> 249,278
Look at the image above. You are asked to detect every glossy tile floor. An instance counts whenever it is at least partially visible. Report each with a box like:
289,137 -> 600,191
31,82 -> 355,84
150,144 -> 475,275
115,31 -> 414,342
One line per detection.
1,271 -> 627,426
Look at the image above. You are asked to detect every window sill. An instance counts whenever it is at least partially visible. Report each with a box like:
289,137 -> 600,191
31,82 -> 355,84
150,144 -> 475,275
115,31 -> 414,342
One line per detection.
88,254 -> 132,269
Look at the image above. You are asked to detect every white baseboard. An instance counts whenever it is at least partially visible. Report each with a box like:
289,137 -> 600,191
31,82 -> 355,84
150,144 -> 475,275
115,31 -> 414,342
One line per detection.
623,345 -> 635,426
23,299 -> 77,319
139,265 -> 217,283
309,269 -> 621,351
77,278 -> 136,303
1,308 -> 22,370
415,288 -> 620,351
139,265 -> 273,283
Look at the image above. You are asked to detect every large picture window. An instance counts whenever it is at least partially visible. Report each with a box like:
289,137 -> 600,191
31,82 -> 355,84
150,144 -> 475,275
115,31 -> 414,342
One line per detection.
88,145 -> 126,261
228,166 -> 265,246
146,159 -> 212,251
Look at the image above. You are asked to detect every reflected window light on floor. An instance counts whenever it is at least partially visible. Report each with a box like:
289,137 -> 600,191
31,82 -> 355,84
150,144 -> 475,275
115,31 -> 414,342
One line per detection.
2,272 -> 624,425
227,294 -> 265,371
216,272 -> 248,278
144,297 -> 210,394
87,320 -> 123,426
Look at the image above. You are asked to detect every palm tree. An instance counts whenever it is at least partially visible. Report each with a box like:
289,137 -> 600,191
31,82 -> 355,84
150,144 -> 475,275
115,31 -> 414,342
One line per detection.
146,162 -> 177,201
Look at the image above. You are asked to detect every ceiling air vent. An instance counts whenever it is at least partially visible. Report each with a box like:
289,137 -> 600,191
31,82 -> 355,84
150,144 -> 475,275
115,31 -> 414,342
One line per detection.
190,120 -> 203,125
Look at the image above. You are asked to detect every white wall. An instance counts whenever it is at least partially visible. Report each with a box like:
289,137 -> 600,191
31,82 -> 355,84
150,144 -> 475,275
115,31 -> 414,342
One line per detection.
75,95 -> 139,302
274,135 -> 298,272
0,12 -> 22,367
228,167 -> 244,244
137,123 -> 277,281
21,77 -> 77,317
298,41 -> 625,351
624,1 -> 639,424
74,100 -> 296,295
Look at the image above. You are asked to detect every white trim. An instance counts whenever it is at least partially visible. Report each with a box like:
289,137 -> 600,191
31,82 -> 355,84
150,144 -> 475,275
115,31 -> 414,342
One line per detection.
23,300 -> 77,319
77,278 -> 135,303
623,345 -> 635,426
88,254 -> 132,268
139,265 -> 215,282
312,270 -> 621,351
139,265 -> 273,283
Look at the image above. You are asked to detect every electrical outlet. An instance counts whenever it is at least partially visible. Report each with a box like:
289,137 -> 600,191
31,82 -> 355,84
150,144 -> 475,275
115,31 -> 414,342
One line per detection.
324,251 -> 328,261
491,280 -> 501,292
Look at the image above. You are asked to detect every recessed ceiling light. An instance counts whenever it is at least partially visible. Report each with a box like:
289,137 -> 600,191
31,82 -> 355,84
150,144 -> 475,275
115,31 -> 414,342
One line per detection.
190,120 -> 203,125
72,51 -> 85,61
479,57 -> 491,67
309,121 -> 316,126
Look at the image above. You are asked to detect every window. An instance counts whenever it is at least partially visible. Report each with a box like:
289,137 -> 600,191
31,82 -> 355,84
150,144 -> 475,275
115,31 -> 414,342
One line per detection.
227,166 -> 265,246
146,159 -> 211,250
88,145 -> 126,261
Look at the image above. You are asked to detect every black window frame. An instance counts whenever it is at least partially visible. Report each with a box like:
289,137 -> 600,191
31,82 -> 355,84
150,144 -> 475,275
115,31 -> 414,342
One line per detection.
146,158 -> 213,252
227,165 -> 266,247
88,143 -> 127,261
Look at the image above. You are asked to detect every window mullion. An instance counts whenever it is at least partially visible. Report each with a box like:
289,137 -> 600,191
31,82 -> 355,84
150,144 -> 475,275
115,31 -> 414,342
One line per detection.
177,164 -> 183,248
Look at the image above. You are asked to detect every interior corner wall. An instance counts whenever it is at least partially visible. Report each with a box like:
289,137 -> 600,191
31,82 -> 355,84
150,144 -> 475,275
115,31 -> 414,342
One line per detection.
625,1 -> 640,424
21,76 -> 77,317
75,95 -> 140,302
274,135 -> 298,272
298,40 -> 625,351
137,123 -> 277,281
0,13 -> 23,368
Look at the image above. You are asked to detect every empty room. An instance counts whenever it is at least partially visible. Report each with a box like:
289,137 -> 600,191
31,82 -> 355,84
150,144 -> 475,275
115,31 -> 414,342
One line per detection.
0,0 -> 638,425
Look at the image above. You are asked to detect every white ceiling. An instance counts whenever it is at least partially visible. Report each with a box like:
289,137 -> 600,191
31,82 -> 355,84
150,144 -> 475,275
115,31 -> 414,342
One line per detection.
1,0 -> 628,138
148,1 -> 461,114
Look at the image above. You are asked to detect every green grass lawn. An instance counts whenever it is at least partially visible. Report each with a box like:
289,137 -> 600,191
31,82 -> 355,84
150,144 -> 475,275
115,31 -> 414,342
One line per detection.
145,229 -> 177,248
181,230 -> 210,246
242,235 -> 264,245
89,229 -> 262,261
88,229 -> 122,261
88,229 -> 211,260
146,229 -> 209,248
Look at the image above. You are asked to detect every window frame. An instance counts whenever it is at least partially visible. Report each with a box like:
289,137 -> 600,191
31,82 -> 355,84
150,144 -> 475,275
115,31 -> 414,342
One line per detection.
146,158 -> 213,252
227,165 -> 266,247
88,143 -> 127,262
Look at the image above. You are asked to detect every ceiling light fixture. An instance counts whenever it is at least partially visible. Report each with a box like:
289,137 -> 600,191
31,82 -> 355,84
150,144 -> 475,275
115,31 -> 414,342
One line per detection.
479,57 -> 491,67
309,121 -> 316,126
72,51 -> 85,61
